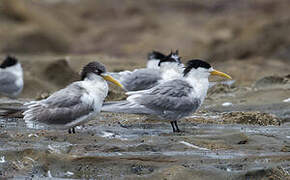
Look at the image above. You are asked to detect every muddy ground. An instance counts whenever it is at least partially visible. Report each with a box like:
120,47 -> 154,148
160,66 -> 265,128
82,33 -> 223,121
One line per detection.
0,0 -> 290,179
0,55 -> 289,179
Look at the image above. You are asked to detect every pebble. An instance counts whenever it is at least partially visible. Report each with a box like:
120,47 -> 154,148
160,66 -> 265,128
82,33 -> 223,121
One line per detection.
222,102 -> 233,107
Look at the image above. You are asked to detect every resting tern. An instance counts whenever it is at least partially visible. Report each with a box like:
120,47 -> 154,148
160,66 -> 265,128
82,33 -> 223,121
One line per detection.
102,59 -> 232,132
0,56 -> 23,98
109,50 -> 182,91
5,61 -> 123,133
146,50 -> 167,69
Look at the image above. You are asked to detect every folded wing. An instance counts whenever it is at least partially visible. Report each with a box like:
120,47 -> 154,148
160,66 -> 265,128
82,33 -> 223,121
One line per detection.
102,79 -> 200,119
23,83 -> 94,126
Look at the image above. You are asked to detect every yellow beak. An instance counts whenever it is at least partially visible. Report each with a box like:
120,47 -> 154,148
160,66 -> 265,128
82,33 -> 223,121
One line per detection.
101,74 -> 124,88
210,70 -> 232,79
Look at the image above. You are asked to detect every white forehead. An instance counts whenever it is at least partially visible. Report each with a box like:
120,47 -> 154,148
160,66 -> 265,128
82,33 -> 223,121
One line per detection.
196,67 -> 213,71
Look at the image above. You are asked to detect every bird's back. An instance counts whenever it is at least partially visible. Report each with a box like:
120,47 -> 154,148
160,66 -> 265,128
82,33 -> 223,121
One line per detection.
23,82 -> 97,129
121,68 -> 161,91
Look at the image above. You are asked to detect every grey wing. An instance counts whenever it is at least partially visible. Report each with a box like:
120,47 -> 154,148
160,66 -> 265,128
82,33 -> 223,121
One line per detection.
102,100 -> 156,114
121,69 -> 161,91
0,71 -> 19,94
133,79 -> 200,112
23,83 -> 94,125
102,79 -> 200,119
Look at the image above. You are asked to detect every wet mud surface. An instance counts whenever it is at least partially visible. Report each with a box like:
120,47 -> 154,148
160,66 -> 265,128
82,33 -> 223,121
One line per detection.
1,0 -> 290,179
0,79 -> 289,179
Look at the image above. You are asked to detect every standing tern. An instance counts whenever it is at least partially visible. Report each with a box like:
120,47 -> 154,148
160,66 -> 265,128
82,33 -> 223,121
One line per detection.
11,61 -> 122,133
102,59 -> 232,132
109,50 -> 182,91
0,56 -> 23,98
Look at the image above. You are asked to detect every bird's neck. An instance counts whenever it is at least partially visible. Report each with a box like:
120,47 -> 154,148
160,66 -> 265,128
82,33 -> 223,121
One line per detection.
83,73 -> 108,100
84,73 -> 102,81
84,73 -> 108,91
146,60 -> 159,69
185,74 -> 209,104
160,63 -> 183,81
0,63 -> 23,77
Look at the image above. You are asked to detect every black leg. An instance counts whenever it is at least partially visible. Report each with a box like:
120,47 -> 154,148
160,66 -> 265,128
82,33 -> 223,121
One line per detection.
72,127 -> 76,134
174,121 -> 180,132
68,127 -> 76,134
170,121 -> 176,132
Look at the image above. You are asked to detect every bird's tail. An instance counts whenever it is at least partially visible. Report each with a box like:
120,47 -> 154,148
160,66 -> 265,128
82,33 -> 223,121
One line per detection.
102,101 -> 155,115
0,105 -> 26,118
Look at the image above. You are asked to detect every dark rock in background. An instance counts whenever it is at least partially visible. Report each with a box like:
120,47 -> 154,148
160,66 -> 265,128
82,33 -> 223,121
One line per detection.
44,59 -> 79,87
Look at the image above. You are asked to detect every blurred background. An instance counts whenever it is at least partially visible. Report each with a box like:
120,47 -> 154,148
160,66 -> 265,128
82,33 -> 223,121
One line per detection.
0,0 -> 289,97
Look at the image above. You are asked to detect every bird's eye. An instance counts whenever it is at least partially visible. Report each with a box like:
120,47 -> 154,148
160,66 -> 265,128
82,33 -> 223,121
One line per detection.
95,70 -> 101,75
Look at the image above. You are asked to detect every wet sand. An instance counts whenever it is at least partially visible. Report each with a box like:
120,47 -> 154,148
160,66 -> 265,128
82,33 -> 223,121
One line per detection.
0,57 -> 289,179
1,0 -> 290,178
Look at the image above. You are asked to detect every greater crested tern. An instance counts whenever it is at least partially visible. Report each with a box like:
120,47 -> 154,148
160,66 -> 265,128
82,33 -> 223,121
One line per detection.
20,61 -> 123,133
146,50 -> 167,69
102,59 -> 232,132
109,50 -> 182,91
0,56 -> 23,98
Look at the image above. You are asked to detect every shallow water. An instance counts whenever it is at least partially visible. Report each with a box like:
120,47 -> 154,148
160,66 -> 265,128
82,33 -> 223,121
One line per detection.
0,85 -> 290,179
0,114 -> 290,179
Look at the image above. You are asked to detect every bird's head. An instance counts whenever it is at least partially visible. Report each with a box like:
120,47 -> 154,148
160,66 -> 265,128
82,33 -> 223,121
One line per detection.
168,50 -> 180,62
183,59 -> 232,79
147,51 -> 167,69
158,50 -> 182,67
0,55 -> 19,69
147,51 -> 166,61
81,61 -> 123,88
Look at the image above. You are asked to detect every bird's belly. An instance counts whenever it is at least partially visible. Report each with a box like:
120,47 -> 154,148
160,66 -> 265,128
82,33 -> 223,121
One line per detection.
157,110 -> 192,121
64,111 -> 98,129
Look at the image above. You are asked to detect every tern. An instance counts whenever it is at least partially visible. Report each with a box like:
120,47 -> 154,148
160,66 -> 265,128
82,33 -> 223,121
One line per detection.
0,56 -> 23,98
102,59 -> 232,132
109,50 -> 182,91
146,50 -> 167,69
3,61 -> 123,133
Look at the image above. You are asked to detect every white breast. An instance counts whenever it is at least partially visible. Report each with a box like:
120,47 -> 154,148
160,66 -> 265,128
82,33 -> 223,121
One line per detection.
185,71 -> 209,104
0,63 -> 23,96
160,63 -> 183,81
146,60 -> 160,69
80,76 -> 108,112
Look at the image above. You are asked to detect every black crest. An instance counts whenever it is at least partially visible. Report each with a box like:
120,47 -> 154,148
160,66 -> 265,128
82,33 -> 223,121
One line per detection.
147,51 -> 166,61
169,49 -> 179,56
158,50 -> 181,66
183,59 -> 211,76
0,55 -> 18,68
81,61 -> 106,80
168,50 -> 180,60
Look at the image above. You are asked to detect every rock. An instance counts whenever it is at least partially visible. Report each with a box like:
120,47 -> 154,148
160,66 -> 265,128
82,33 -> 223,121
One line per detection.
207,18 -> 290,61
1,0 -> 73,54
21,75 -> 53,98
35,92 -> 51,101
244,167 -> 288,180
221,111 -> 282,126
126,165 -> 233,180
208,83 -> 233,96
106,84 -> 127,101
44,59 -> 79,87
253,75 -> 289,88
281,145 -> 290,152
